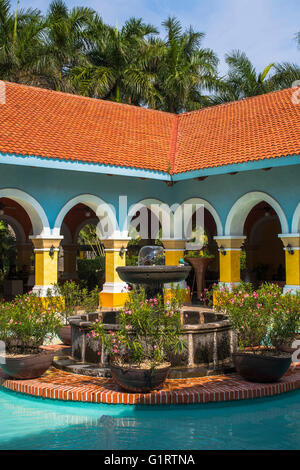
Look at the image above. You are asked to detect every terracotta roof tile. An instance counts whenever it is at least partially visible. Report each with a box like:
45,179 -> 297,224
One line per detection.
175,88 -> 300,173
0,82 -> 299,176
0,82 -> 175,173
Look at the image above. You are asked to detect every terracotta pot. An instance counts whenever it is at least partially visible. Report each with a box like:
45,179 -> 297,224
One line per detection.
110,362 -> 171,393
185,257 -> 212,300
232,352 -> 291,383
0,349 -> 55,379
57,325 -> 71,346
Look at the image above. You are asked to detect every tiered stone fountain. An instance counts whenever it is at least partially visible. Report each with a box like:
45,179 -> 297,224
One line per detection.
54,246 -> 234,378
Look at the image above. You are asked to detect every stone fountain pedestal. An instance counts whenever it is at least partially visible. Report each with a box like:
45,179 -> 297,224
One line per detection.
53,307 -> 235,379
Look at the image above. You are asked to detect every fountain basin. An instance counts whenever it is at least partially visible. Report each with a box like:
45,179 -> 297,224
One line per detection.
116,265 -> 191,286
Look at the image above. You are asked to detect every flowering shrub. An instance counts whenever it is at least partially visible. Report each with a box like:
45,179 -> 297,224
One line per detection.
52,281 -> 100,324
214,282 -> 300,352
0,293 -> 63,353
91,286 -> 186,367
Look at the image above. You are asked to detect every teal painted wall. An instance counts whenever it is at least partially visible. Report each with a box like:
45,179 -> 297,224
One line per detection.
0,162 -> 300,233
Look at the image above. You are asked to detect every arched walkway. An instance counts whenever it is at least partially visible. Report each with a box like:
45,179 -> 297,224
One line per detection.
175,197 -> 223,239
0,214 -> 26,244
0,189 -> 50,236
125,198 -> 171,240
53,194 -> 119,239
225,191 -> 289,236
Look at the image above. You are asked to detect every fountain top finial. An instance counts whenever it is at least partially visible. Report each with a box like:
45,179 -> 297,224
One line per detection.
138,245 -> 165,266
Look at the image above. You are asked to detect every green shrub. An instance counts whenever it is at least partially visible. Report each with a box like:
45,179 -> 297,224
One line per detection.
77,256 -> 105,290
0,293 -> 63,353
214,282 -> 300,352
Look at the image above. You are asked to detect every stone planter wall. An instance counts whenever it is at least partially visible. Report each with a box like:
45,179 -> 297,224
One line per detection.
66,308 -> 234,378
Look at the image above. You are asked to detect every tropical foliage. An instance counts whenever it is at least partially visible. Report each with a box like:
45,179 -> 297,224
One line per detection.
210,50 -> 275,104
0,0 -> 299,110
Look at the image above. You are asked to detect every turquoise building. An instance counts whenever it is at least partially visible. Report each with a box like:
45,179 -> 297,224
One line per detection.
0,81 -> 300,306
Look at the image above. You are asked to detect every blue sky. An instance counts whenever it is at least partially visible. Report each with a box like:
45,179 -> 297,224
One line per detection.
12,0 -> 300,75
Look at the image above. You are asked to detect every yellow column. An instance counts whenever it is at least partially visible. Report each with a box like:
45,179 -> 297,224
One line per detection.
279,234 -> 300,293
100,239 -> 129,308
162,239 -> 191,304
62,244 -> 78,280
214,236 -> 246,287
16,243 -> 33,271
31,238 -> 62,296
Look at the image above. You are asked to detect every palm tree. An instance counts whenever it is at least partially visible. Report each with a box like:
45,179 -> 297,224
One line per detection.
269,62 -> 300,90
210,50 -> 274,104
153,17 -> 219,113
35,0 -> 95,92
0,0 -> 44,84
70,16 -> 161,105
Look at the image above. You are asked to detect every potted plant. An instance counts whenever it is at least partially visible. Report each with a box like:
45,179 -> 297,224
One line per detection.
0,293 -> 63,379
52,281 -> 82,345
184,230 -> 214,301
214,282 -> 300,382
91,286 -> 186,392
52,281 -> 100,345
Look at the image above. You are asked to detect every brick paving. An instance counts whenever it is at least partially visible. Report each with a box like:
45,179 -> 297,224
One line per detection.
1,364 -> 300,406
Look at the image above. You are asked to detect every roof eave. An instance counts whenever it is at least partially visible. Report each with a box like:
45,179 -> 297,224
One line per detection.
172,154 -> 300,181
0,152 -> 172,181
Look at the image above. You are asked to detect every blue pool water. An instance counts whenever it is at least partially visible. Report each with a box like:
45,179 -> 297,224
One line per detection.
0,388 -> 300,450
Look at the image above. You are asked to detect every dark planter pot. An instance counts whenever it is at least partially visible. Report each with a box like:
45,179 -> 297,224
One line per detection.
110,362 -> 171,392
0,349 -> 55,379
58,325 -> 71,346
232,352 -> 292,383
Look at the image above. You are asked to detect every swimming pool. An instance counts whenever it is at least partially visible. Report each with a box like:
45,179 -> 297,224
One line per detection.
0,387 -> 300,450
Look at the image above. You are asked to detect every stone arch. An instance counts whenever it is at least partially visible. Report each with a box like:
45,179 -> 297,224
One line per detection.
225,191 -> 289,236
53,194 -> 119,239
0,188 -> 50,236
175,197 -> 223,239
0,214 -> 26,243
125,198 -> 172,240
291,202 -> 300,234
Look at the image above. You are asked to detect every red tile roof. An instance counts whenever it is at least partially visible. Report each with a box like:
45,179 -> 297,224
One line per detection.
176,88 -> 300,174
0,81 -> 299,176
